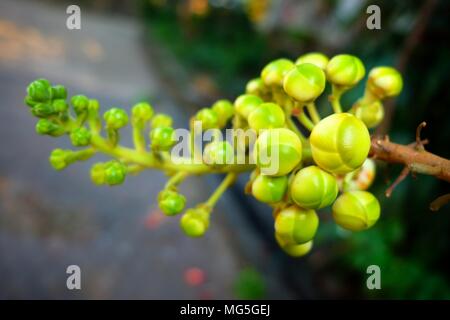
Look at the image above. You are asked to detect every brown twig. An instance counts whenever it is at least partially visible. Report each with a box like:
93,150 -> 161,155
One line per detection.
430,194 -> 450,211
385,166 -> 410,197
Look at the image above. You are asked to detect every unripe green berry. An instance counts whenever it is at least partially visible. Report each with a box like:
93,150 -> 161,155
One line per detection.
275,205 -> 319,245
31,103 -> 57,118
290,166 -> 338,209
132,102 -> 154,125
70,127 -> 91,147
104,108 -> 129,129
90,163 -> 106,185
354,101 -> 384,128
36,119 -> 64,136
71,95 -> 90,116
261,59 -> 295,87
52,99 -> 69,113
150,126 -> 175,151
49,149 -> 70,171
104,161 -> 127,186
253,128 -> 302,176
158,190 -> 186,216
252,174 -> 288,204
367,66 -> 403,99
180,208 -> 210,237
332,191 -> 380,231
310,113 -> 370,174
195,108 -> 219,130
27,79 -> 52,102
275,233 -> 313,257
326,54 -> 365,87
24,96 -> 38,108
283,63 -> 326,102
248,102 -> 285,131
203,141 -> 234,166
245,78 -> 266,96
151,113 -> 173,129
295,52 -> 329,70
51,85 -> 67,100
234,94 -> 263,119
212,100 -> 234,127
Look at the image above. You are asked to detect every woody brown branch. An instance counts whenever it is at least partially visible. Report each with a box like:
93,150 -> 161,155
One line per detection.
369,136 -> 450,183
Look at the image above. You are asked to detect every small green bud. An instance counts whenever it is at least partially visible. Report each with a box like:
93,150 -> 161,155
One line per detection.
151,113 -> 173,129
27,79 -> 52,102
275,205 -> 319,245
283,63 -> 326,102
36,119 -> 64,136
150,126 -> 175,151
70,127 -> 92,147
51,85 -> 67,100
275,233 -> 313,257
52,99 -> 69,113
212,100 -> 234,127
295,52 -> 329,70
203,141 -> 234,166
71,95 -> 90,116
252,174 -> 288,204
158,190 -> 186,216
332,191 -> 380,231
367,66 -> 403,99
180,208 -> 210,237
49,149 -> 70,171
195,108 -> 219,130
24,96 -> 38,108
245,78 -> 267,96
354,100 -> 384,128
326,54 -> 365,88
104,161 -> 127,185
31,103 -> 57,118
248,102 -> 285,131
132,102 -> 154,125
104,108 -> 129,129
261,59 -> 295,87
90,163 -> 106,185
290,166 -> 338,209
234,94 -> 263,119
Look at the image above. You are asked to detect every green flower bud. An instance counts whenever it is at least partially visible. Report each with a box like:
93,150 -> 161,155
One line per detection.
332,191 -> 380,231
132,102 -> 154,125
354,101 -> 384,128
31,103 -> 57,118
275,205 -> 319,245
290,166 -> 338,209
195,108 -> 219,130
295,52 -> 329,70
261,59 -> 295,87
27,79 -> 52,102
234,94 -> 263,119
36,119 -> 64,136
104,161 -> 127,185
150,126 -> 175,151
367,66 -> 403,99
326,54 -> 365,87
283,63 -> 326,102
151,113 -> 173,129
180,208 -> 210,237
248,102 -> 285,131
52,99 -> 69,113
275,233 -> 313,257
253,128 -> 302,176
90,163 -> 106,185
252,174 -> 288,204
203,141 -> 234,166
212,100 -> 234,127
245,78 -> 267,96
158,190 -> 186,216
70,127 -> 92,147
71,95 -> 90,116
51,85 -> 67,100
24,96 -> 38,108
310,113 -> 370,174
103,108 -> 129,129
49,149 -> 70,171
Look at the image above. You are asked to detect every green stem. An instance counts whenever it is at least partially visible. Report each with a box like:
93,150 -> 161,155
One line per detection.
330,85 -> 343,113
132,124 -> 147,153
87,99 -> 101,134
205,173 -> 237,208
306,102 -> 321,124
297,111 -> 315,131
165,171 -> 188,189
286,116 -> 307,145
66,148 -> 96,164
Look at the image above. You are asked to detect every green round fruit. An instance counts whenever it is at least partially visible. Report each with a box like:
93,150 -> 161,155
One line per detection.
283,63 -> 326,102
261,58 -> 295,87
248,102 -> 285,131
251,174 -> 288,204
326,54 -> 365,87
275,205 -> 319,245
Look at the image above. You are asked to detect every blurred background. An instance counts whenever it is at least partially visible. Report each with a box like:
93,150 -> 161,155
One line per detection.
0,0 -> 449,299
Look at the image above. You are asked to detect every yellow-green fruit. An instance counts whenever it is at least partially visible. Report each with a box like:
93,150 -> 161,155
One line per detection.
212,100 -> 234,127
252,175 -> 288,204
234,94 -> 263,119
261,59 -> 295,87
248,102 -> 285,131
283,63 -> 326,102
276,233 -> 313,257
275,205 -> 319,245
295,52 -> 329,70
180,208 -> 210,237
310,113 -> 370,174
355,101 -> 384,128
195,108 -> 219,130
290,166 -> 338,209
332,191 -> 380,231
367,66 -> 403,99
246,78 -> 266,96
326,54 -> 365,87
203,141 -> 234,166
253,128 -> 302,176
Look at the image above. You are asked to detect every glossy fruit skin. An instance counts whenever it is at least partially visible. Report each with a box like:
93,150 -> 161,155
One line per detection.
27,79 -> 52,102
234,94 -> 263,119
246,78 -> 266,96
150,126 -> 175,151
276,234 -> 313,257
203,141 -> 234,166
295,52 -> 329,70
195,108 -> 219,130
151,113 -> 173,129
367,66 -> 403,99
261,59 -> 295,87
51,85 -> 67,100
212,100 -> 234,127
290,166 -> 338,209
275,205 -> 319,245
31,103 -> 57,118
283,63 -> 326,102
332,190 -> 380,231
252,174 -> 288,204
253,128 -> 302,176
70,127 -> 92,146
354,101 -> 384,128
326,54 -> 365,87
310,113 -> 370,174
36,119 -> 64,136
180,208 -> 209,237
248,102 -> 285,131
158,190 -> 186,216
104,108 -> 129,129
